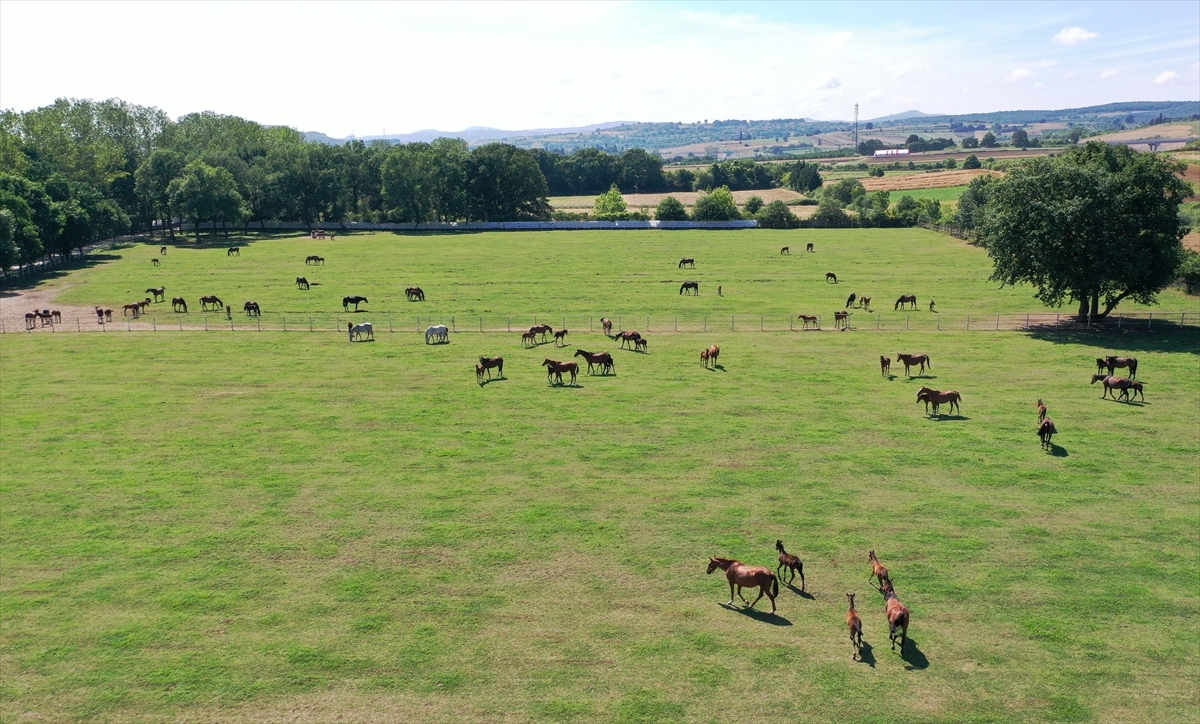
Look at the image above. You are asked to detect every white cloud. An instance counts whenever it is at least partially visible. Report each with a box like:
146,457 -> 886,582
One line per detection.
1153,70 -> 1179,84
1100,68 -> 1119,78
1034,82 -> 1045,88
1052,27 -> 1098,45
815,77 -> 842,90
1006,68 -> 1035,83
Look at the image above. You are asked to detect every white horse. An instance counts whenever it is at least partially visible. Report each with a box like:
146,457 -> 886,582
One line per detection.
349,322 -> 373,341
425,324 -> 448,344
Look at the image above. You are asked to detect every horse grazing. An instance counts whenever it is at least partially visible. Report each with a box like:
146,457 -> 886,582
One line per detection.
227,246 -> 240,256
554,329 -> 569,346
918,389 -> 962,416
425,325 -> 449,344
845,292 -> 857,309
847,593 -> 864,660
296,276 -> 310,290
1037,398 -> 1047,423
825,272 -> 838,283
530,323 -> 553,342
895,352 -> 930,377
478,356 -> 504,379
243,301 -> 261,316
348,321 -> 373,341
707,557 -> 779,613
634,338 -> 647,353
200,295 -> 223,311
894,294 -> 917,310
680,281 -> 699,295
159,245 -> 167,255
780,246 -> 789,255
1038,417 -> 1057,449
798,314 -> 819,329
834,310 -> 851,329
146,287 -> 165,302
521,331 -> 537,347
151,258 -> 160,267
867,550 -> 890,587
406,286 -> 425,302
1105,356 -> 1138,380
775,540 -> 805,590
343,295 -> 368,311
305,255 -> 324,265
616,330 -> 641,348
678,257 -> 696,268
1091,374 -> 1132,400
880,580 -> 910,652
880,356 -> 891,376
601,317 -> 613,336
171,297 -> 187,313
574,349 -> 613,375
806,242 -> 814,252
542,359 -> 579,385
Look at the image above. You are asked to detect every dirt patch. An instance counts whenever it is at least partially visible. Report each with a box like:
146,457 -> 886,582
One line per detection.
1183,231 -> 1200,252
859,169 -> 1002,192
1100,123 -> 1197,142
0,284 -> 105,333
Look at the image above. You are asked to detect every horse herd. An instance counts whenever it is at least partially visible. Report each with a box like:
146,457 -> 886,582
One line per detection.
707,544 -> 911,658
1090,355 -> 1144,402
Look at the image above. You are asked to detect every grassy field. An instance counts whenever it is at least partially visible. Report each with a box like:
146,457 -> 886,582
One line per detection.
2,322 -> 1198,722
888,186 -> 969,203
45,229 -> 1197,319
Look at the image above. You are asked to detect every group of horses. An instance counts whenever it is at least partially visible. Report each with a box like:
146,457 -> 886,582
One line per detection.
541,358 -> 580,385
520,323 -> 557,347
1090,355 -> 1143,402
310,229 -> 334,240
1036,399 -> 1058,449
405,286 -> 425,302
24,309 -> 61,329
700,344 -> 720,368
916,386 -> 962,416
779,243 -> 815,254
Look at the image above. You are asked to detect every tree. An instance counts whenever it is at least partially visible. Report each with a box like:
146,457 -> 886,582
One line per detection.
944,157 -> 957,170
691,186 -> 740,221
743,195 -> 764,215
784,160 -> 822,193
962,154 -> 981,170
980,132 -> 997,148
655,195 -> 688,221
168,161 -> 248,238
822,177 -> 865,205
618,148 -> 664,193
0,208 -> 15,269
857,139 -> 886,156
961,136 -> 979,149
464,144 -> 550,221
0,174 -> 58,261
1011,129 -> 1029,148
135,149 -> 184,237
756,200 -> 797,228
592,184 -> 628,220
955,173 -> 998,229
811,199 -> 848,223
979,142 -> 1190,317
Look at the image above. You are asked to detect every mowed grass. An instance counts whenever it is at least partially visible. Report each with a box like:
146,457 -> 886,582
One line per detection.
2,324 -> 1198,722
49,229 -> 1197,319
888,186 -> 970,203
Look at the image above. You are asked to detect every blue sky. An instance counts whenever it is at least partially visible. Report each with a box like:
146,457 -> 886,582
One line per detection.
1,1 -> 1196,136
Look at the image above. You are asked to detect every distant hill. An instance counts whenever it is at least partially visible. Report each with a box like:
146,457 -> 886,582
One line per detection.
304,121 -> 633,146
867,110 -> 938,123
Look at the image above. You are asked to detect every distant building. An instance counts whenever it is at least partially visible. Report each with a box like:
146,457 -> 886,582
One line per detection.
873,149 -> 910,157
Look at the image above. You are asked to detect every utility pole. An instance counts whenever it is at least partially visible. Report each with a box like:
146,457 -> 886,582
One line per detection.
853,103 -> 859,148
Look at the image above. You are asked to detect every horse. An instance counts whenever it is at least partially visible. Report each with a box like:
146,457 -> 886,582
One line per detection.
918,389 -> 962,416
521,331 -> 537,347
530,323 -> 553,342
775,540 -> 805,591
103,308 -> 113,322
880,356 -> 891,376
894,295 -> 917,310
845,293 -> 857,309
151,258 -> 160,267
825,272 -> 838,283
425,325 -> 449,344
476,364 -> 485,383
806,243 -> 814,252
798,314 -> 819,329
406,286 -> 425,302
24,312 -> 36,329
616,330 -> 641,348
868,550 -> 890,587
1105,356 -> 1138,380
227,247 -> 240,256
343,295 -> 368,311
880,580 -> 910,652
51,310 -> 61,323
296,276 -> 310,290
1037,399 -> 1047,423
929,300 -> 936,312
348,321 -> 373,341
554,329 -> 569,346
200,295 -> 223,311
95,307 -> 106,324
678,257 -> 696,268
146,287 -> 165,302
847,593 -> 864,660
601,317 -> 613,336
707,557 -> 779,614
780,246 -> 789,255
834,310 -> 851,329
1124,380 -> 1146,402
159,246 -> 167,255
139,299 -> 151,314
305,255 -> 323,265
1095,358 -> 1107,375
1038,417 -> 1057,449
858,296 -> 872,310
243,301 -> 261,316
123,303 -> 141,317
706,345 -> 720,368
680,281 -> 699,295
895,352 -> 930,377
634,338 -> 647,353
478,356 -> 504,378
172,297 -> 187,312
701,348 -> 710,367
1091,374 -> 1131,400
574,349 -> 613,375
542,359 -> 579,385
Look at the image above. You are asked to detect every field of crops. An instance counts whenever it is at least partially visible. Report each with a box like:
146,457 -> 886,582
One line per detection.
2,230 -> 1198,723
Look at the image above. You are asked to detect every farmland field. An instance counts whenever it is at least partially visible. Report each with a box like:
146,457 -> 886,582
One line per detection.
2,230 -> 1199,723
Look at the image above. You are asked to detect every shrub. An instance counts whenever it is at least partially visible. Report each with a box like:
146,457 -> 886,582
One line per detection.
550,210 -> 588,221
811,199 -> 849,223
691,186 -> 740,221
756,200 -> 797,228
592,184 -> 628,220
945,158 -> 957,170
743,196 -> 764,215
655,196 -> 688,221
1179,248 -> 1200,295
963,154 -> 982,170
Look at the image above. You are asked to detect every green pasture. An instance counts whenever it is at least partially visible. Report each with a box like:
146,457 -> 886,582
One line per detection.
48,229 -> 1195,318
888,186 -> 970,203
2,323 -> 1198,722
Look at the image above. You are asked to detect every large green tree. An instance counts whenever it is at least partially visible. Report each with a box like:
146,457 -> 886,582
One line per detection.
979,142 -> 1190,317
168,161 -> 248,238
691,186 -> 740,221
135,149 -> 185,237
464,144 -> 550,222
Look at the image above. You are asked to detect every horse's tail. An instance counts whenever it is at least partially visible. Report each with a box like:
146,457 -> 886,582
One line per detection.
771,574 -> 779,598
925,356 -> 931,367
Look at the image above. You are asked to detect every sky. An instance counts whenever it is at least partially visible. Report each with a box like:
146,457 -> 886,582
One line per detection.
1,1 -> 1197,137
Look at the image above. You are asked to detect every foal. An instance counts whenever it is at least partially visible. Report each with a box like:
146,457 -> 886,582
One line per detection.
775,540 -> 805,591
868,550 -> 890,587
847,593 -> 864,660
1037,399 -> 1047,423
880,356 -> 891,376
880,580 -> 910,652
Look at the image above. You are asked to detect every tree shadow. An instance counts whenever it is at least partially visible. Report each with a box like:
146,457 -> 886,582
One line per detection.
898,637 -> 929,670
855,640 -> 877,668
0,253 -> 123,294
1027,326 -> 1200,356
718,603 -> 792,626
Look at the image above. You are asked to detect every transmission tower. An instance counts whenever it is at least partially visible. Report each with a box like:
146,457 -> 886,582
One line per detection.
853,104 -> 859,148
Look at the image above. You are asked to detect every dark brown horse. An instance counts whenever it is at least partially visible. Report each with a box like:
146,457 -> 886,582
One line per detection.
521,331 -> 537,347
172,297 -> 187,312
343,295 -> 368,311
530,323 -> 553,342
880,580 -> 910,651
825,272 -> 838,283
296,276 -> 310,290
406,286 -> 425,301
634,337 -> 647,353
918,389 -> 961,415
1124,380 -> 1146,402
574,349 -> 614,375
146,287 -> 165,302
554,329 -> 569,346
478,356 -> 504,379
151,257 -> 160,267
845,292 -> 857,309
894,294 -> 917,310
1038,417 -> 1057,449
678,257 -> 696,268
616,330 -> 641,348
707,557 -> 779,613
1037,399 -> 1047,423
542,359 -> 579,385
775,540 -> 805,591
834,310 -> 851,328
806,242 -> 814,252
200,295 -> 223,311
305,255 -> 324,265
159,245 -> 167,255
880,356 -> 891,376
847,593 -> 864,660
1095,358 -> 1107,375
895,352 -> 930,377
227,246 -> 240,256
1105,356 -> 1138,379
780,246 -> 790,255
680,281 -> 699,295
243,301 -> 261,316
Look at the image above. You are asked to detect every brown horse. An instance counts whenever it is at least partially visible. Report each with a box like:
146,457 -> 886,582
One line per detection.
172,297 -> 187,313
296,276 -> 310,290
122,303 -> 141,317
601,317 -> 613,336
680,281 -> 699,295
159,245 -> 167,255
634,338 -> 647,353
521,331 -> 537,347
1105,356 -> 1138,379
406,286 -> 425,301
146,287 -> 165,302
24,312 -> 37,329
775,540 -> 805,590
894,295 -> 917,310
1124,380 -> 1146,402
918,389 -> 962,415
678,257 -> 696,268
478,356 -> 504,379
574,349 -> 614,375
700,348 -> 710,367
1037,399 -> 1047,423
780,246 -> 789,255
834,310 -> 851,329
305,255 -> 324,265
707,557 -> 779,613
798,314 -> 819,329
1094,357 -> 1107,375
706,345 -> 720,368
1038,417 -> 1057,449
616,330 -> 641,348
51,310 -> 61,323
847,593 -> 864,660
227,246 -> 240,256
151,257 -> 160,267
858,296 -> 872,310
542,359 -> 579,385
200,295 -> 223,311
1091,374 -> 1131,400
895,352 -> 930,377
868,550 -> 890,587
103,308 -> 113,322
476,364 -> 485,383
554,329 -> 569,346
530,323 -> 553,342
880,580 -> 910,651
825,272 -> 838,283
880,356 -> 891,376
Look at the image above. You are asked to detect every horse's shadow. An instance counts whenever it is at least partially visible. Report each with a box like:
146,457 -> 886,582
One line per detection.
903,374 -> 937,381
708,364 -> 726,372
784,583 -> 814,600
1044,443 -> 1068,457
719,603 -> 792,626
928,414 -> 969,421
479,376 -> 506,387
549,382 -> 583,389
425,340 -> 451,346
351,338 -> 376,343
1102,397 -> 1147,407
883,374 -> 897,381
856,640 -> 877,667
898,637 -> 929,670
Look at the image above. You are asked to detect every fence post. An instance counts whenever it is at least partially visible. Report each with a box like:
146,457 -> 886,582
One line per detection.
906,315 -> 910,330
761,314 -> 764,331
283,317 -> 287,332
180,316 -> 183,331
1026,313 -> 1030,328
675,316 -> 678,332
127,318 -> 131,331
76,317 -> 80,332
309,317 -> 313,332
704,315 -> 707,332
1148,313 -> 1152,329
389,315 -> 393,333
507,316 -> 511,332
230,316 -> 234,331
790,316 -> 794,331
257,316 -> 261,332
996,314 -> 1000,331
480,316 -> 484,332
205,316 -> 209,331
1181,313 -> 1185,328
619,315 -> 622,331
937,315 -> 940,331
1056,313 -> 1060,325
731,315 -> 735,331
564,315 -> 567,331
1118,315 -> 1122,330
966,314 -> 970,330
452,316 -> 456,333
647,315 -> 650,332
153,316 -> 156,331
